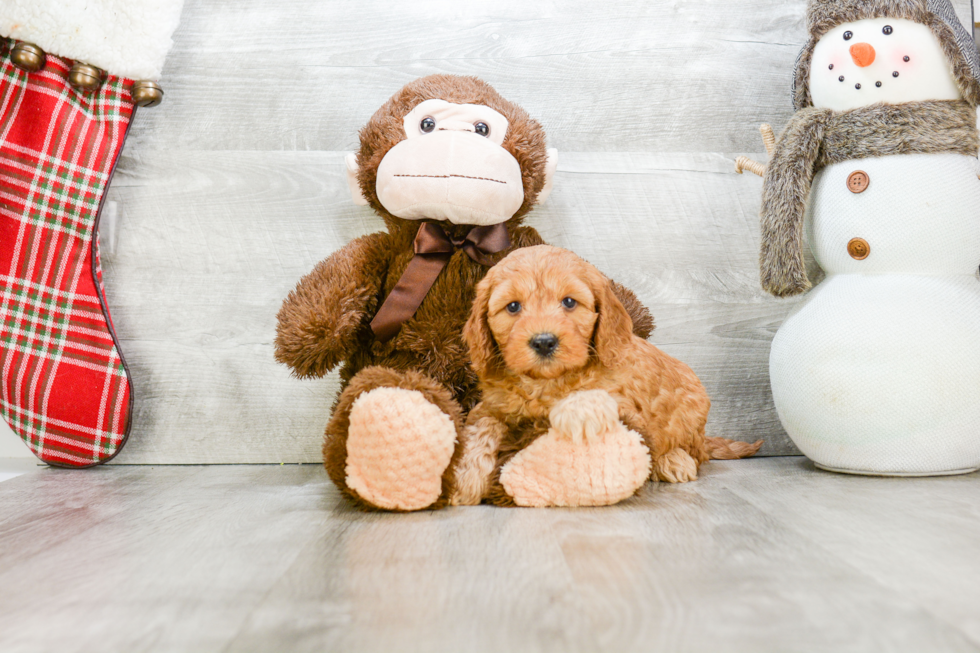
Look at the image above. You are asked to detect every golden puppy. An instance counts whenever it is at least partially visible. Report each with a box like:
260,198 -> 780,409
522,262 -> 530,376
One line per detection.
452,245 -> 761,507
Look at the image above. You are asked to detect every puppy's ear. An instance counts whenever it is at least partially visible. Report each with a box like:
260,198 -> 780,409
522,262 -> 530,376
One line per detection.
464,272 -> 502,379
592,272 -> 635,369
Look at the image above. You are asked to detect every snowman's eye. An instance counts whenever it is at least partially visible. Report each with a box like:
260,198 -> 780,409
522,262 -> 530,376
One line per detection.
882,25 -> 893,35
843,31 -> 853,40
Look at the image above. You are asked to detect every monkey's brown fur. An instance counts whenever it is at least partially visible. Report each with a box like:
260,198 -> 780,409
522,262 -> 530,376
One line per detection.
274,75 -> 652,510
454,246 -> 761,507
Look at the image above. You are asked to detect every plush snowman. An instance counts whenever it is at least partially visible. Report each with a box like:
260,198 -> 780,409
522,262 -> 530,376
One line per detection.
745,0 -> 980,475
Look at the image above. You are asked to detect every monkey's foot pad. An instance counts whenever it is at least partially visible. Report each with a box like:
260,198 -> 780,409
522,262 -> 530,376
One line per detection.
345,387 -> 456,511
500,424 -> 652,507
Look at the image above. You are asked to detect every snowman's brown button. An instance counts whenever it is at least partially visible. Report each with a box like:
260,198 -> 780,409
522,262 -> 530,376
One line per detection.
847,237 -> 870,260
847,170 -> 870,193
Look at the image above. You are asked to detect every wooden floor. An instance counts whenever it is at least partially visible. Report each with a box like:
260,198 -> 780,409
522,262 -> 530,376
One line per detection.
1,457 -> 978,653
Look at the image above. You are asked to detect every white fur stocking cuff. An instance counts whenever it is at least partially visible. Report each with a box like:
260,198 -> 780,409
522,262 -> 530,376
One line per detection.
0,0 -> 184,79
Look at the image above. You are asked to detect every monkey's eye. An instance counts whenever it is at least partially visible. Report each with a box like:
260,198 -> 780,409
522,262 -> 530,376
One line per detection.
561,297 -> 577,310
505,301 -> 521,314
474,122 -> 490,137
843,31 -> 853,40
882,25 -> 893,35
420,116 -> 436,133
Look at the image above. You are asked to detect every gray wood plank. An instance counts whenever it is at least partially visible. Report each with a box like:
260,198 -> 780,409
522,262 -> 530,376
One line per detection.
126,0 -> 973,154
1,460 -> 979,652
0,465 -> 333,652
717,457 -> 980,645
102,151 -> 798,464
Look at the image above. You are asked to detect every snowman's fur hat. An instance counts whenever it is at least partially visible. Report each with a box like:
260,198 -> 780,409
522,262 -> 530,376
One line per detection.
793,0 -> 980,109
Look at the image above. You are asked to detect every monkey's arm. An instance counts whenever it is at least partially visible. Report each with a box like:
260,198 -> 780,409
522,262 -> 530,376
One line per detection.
274,232 -> 392,378
508,225 -> 547,248
609,281 -> 654,340
450,403 -> 508,506
510,226 -> 653,338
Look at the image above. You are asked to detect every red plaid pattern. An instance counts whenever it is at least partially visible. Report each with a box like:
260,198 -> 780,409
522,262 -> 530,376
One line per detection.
0,42 -> 134,467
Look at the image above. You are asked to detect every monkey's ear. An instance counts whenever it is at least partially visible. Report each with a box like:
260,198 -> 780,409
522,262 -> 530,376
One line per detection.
536,148 -> 558,204
345,152 -> 369,206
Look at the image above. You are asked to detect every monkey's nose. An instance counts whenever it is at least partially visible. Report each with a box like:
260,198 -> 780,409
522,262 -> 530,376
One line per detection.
529,333 -> 559,357
849,42 -> 875,67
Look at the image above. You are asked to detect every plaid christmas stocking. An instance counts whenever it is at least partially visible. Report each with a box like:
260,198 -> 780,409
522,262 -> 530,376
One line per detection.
0,2 -> 182,467
0,44 -> 136,466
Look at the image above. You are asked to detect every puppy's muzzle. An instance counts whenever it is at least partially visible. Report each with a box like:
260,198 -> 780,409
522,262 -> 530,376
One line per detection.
529,333 -> 559,358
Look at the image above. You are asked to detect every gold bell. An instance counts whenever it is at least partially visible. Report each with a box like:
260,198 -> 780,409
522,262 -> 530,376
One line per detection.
69,62 -> 105,92
10,42 -> 45,72
130,80 -> 164,108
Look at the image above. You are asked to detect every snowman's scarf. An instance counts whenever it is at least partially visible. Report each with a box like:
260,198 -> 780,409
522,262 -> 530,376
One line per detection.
760,99 -> 979,297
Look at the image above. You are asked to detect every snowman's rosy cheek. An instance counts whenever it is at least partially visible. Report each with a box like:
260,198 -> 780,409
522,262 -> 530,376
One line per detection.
890,52 -> 912,69
824,54 -> 846,73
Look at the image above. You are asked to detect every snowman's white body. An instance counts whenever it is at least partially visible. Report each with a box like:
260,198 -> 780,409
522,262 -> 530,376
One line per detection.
770,153 -> 980,474
768,17 -> 980,474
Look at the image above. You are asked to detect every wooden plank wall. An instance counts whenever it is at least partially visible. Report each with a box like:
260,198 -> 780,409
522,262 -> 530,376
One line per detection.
74,0 -> 972,463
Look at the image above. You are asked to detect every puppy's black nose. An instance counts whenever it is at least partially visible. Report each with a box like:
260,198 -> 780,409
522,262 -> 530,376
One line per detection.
529,333 -> 559,357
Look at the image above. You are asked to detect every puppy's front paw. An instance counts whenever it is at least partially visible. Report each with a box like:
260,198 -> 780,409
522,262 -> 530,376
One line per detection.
549,390 -> 620,443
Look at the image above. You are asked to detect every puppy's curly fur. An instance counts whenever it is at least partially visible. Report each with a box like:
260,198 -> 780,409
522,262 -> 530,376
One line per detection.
453,246 -> 762,506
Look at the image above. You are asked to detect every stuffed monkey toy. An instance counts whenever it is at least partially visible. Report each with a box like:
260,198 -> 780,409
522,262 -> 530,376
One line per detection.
275,75 -> 653,511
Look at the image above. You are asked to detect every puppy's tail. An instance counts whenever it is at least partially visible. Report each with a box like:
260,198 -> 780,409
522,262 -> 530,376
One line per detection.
705,437 -> 763,460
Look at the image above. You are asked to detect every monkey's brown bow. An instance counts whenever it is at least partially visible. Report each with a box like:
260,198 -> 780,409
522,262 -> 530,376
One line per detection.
370,222 -> 510,342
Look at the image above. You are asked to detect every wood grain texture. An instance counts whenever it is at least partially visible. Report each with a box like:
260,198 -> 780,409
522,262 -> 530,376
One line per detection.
88,0 -> 974,463
125,0 -> 974,154
1,459 -> 979,651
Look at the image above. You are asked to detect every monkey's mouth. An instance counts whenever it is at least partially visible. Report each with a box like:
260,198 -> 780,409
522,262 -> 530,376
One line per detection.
393,174 -> 507,185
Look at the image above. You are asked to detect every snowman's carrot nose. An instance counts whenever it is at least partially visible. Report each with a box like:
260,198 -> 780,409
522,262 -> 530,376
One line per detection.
849,42 -> 876,67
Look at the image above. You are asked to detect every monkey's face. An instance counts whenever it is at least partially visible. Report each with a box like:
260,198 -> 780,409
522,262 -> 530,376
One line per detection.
373,99 -> 526,226
348,76 -> 557,230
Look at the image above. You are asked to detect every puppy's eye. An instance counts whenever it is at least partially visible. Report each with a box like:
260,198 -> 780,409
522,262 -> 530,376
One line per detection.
474,122 -> 490,137
843,31 -> 853,40
420,116 -> 436,133
505,301 -> 521,314
561,297 -> 577,309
